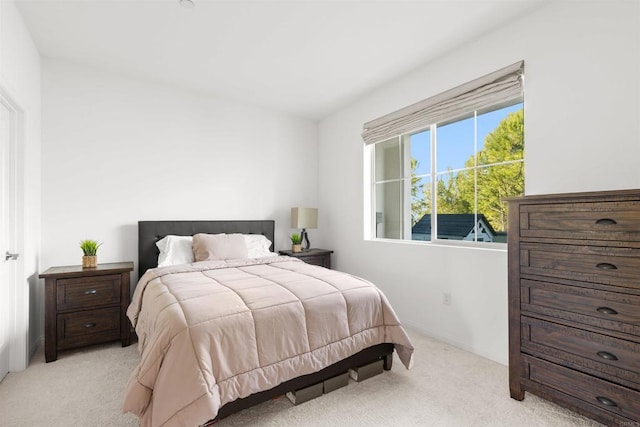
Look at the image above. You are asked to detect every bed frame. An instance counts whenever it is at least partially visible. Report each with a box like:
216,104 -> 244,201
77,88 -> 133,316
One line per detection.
137,220 -> 395,421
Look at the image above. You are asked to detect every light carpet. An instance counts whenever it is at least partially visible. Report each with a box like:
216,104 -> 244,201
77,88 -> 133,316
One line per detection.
0,330 -> 603,426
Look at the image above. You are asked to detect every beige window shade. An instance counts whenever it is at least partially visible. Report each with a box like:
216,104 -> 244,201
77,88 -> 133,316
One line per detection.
362,61 -> 524,146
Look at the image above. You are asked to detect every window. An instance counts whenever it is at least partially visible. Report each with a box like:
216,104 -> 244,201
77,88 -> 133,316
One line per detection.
365,62 -> 524,245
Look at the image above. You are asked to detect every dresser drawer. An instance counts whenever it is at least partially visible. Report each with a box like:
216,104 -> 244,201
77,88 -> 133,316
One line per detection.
524,355 -> 640,421
522,316 -> 640,386
57,307 -> 120,349
520,201 -> 640,243
522,279 -> 640,336
57,275 -> 121,310
520,243 -> 640,289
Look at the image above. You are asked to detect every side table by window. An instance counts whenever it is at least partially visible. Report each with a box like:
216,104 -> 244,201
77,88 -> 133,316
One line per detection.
278,248 -> 333,269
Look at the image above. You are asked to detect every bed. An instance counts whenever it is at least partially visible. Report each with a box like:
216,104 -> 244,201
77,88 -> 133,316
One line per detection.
123,220 -> 414,426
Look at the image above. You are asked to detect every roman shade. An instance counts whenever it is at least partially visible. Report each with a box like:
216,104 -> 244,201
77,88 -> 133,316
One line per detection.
362,61 -> 524,146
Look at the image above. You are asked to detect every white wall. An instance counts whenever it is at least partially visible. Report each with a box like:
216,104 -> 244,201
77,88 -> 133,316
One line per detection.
0,0 -> 42,364
41,59 -> 318,287
318,0 -> 640,365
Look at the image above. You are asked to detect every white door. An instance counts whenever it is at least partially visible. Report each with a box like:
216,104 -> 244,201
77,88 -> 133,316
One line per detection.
0,100 -> 15,382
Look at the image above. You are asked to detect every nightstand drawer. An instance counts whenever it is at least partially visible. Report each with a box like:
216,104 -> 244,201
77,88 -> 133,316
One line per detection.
521,279 -> 640,336
520,201 -> 640,242
300,256 -> 327,267
520,243 -> 640,289
57,275 -> 121,310
57,307 -> 120,349
524,355 -> 640,421
522,316 -> 640,386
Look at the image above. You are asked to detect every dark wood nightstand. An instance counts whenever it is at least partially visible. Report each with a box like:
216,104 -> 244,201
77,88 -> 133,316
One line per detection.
39,262 -> 134,362
278,248 -> 333,269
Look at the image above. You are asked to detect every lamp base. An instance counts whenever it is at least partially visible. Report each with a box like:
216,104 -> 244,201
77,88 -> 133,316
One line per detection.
301,228 -> 311,250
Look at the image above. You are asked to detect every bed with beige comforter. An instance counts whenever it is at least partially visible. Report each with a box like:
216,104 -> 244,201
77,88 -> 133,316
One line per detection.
123,256 -> 414,426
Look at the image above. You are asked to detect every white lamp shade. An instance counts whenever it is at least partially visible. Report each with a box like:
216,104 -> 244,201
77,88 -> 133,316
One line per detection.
291,207 -> 318,229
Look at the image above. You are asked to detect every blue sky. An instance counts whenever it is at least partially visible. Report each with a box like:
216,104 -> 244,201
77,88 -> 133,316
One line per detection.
410,102 -> 523,176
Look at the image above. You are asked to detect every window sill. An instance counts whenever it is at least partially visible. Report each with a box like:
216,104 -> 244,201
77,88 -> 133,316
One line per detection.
366,237 -> 507,252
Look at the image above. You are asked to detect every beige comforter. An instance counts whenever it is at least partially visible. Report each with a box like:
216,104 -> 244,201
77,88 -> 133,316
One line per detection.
123,256 -> 414,426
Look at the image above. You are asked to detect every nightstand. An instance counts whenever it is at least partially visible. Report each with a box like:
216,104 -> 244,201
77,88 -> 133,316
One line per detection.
278,248 -> 333,269
39,262 -> 134,362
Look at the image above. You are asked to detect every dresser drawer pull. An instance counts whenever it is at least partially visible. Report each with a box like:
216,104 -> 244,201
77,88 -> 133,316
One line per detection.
595,218 -> 617,225
84,289 -> 98,295
84,322 -> 97,328
596,396 -> 618,407
596,262 -> 617,270
596,351 -> 619,361
596,306 -> 618,315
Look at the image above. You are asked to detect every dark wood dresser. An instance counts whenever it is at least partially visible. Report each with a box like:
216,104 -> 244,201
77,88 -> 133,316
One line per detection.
278,248 -> 333,268
39,262 -> 133,362
507,190 -> 640,425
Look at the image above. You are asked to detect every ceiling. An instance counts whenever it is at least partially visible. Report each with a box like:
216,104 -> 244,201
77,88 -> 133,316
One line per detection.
15,0 -> 547,120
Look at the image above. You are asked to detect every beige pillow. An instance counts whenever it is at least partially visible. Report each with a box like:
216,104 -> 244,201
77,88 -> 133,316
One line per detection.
192,233 -> 248,261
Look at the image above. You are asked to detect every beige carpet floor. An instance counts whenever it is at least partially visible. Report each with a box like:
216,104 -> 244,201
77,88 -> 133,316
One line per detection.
0,329 -> 603,426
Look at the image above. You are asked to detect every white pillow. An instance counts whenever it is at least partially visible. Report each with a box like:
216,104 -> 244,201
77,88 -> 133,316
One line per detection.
156,235 -> 194,267
244,234 -> 273,258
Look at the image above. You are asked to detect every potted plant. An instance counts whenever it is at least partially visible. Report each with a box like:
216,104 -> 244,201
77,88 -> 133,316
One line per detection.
290,233 -> 302,253
80,239 -> 102,268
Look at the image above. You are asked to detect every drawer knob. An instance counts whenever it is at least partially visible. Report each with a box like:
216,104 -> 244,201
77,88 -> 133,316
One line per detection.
596,306 -> 618,315
84,322 -> 97,328
596,262 -> 617,270
595,218 -> 617,225
84,289 -> 98,295
596,396 -> 618,407
597,351 -> 619,361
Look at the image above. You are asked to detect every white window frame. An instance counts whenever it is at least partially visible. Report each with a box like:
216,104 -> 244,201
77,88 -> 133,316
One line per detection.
367,100 -> 524,249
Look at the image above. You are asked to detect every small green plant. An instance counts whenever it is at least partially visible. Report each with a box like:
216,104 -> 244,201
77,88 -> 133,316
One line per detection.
290,233 -> 302,245
79,239 -> 102,256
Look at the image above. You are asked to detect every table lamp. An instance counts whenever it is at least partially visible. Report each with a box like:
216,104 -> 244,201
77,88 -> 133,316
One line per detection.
291,207 -> 317,250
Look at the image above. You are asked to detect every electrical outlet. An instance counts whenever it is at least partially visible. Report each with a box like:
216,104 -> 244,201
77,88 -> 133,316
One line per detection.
443,292 -> 452,306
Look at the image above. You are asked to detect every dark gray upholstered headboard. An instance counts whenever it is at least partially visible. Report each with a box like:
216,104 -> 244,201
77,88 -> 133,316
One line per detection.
138,220 -> 275,277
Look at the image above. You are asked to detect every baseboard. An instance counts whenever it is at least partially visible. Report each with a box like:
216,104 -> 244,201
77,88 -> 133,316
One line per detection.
29,336 -> 43,362
403,320 -> 508,366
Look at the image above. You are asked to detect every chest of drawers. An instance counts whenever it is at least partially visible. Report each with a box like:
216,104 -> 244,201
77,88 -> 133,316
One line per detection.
507,190 -> 640,425
39,262 -> 133,362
